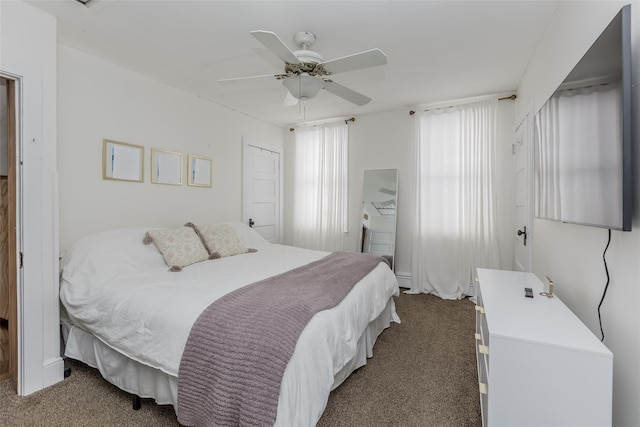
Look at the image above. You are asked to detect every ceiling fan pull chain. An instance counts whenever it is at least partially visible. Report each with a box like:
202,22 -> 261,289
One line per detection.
298,77 -> 303,122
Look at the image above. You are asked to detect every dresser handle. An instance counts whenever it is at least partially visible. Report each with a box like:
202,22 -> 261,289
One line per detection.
479,382 -> 487,395
475,333 -> 481,340
478,345 -> 489,355
475,305 -> 485,314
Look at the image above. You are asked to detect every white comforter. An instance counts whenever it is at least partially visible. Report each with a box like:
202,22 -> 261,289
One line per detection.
60,224 -> 400,426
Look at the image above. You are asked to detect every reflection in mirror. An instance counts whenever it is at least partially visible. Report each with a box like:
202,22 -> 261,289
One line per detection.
102,139 -> 144,182
359,169 -> 398,271
151,148 -> 183,185
187,154 -> 212,187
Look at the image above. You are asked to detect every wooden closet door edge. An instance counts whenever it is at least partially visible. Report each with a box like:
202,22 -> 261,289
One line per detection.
6,77 -> 18,391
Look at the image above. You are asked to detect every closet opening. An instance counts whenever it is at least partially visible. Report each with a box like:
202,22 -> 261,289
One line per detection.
0,75 -> 17,391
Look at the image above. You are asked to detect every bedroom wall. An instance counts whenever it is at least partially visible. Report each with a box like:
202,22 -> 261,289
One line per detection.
57,45 -> 285,251
516,2 -> 640,425
283,102 -> 516,283
0,0 -> 62,392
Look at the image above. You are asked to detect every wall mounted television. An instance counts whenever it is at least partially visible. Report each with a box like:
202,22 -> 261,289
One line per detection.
533,4 -> 632,231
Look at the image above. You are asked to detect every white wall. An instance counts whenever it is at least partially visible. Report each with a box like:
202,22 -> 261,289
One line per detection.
0,0 -> 62,392
284,103 -> 515,282
517,2 -> 640,425
57,45 -> 285,251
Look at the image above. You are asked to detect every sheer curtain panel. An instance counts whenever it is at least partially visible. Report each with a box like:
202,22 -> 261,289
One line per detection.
292,122 -> 348,251
410,99 -> 500,299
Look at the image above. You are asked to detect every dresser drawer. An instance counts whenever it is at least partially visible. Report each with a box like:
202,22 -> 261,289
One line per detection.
475,305 -> 490,354
477,345 -> 489,427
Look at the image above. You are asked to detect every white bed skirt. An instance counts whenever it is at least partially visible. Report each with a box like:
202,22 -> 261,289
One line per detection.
62,297 -> 396,416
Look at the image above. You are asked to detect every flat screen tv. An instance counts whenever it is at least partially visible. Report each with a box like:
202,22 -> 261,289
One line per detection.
533,5 -> 632,231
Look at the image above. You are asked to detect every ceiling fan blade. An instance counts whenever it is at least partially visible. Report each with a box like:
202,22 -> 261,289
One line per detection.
250,30 -> 302,65
321,49 -> 387,74
218,74 -> 285,84
323,80 -> 371,106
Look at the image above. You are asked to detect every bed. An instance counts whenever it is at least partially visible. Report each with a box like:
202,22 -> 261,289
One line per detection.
59,222 -> 400,426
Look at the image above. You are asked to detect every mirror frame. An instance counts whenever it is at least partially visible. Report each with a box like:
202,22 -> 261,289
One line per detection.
359,168 -> 398,271
151,148 -> 183,185
187,154 -> 213,187
102,139 -> 144,183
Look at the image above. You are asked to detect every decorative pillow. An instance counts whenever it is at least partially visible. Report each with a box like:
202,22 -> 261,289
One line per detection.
143,227 -> 210,271
186,223 -> 256,258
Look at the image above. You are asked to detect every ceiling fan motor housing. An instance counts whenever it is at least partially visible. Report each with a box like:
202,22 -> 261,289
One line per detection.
293,49 -> 323,64
291,31 -> 323,65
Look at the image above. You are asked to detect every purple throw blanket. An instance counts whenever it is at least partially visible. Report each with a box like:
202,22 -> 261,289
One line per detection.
176,251 -> 387,426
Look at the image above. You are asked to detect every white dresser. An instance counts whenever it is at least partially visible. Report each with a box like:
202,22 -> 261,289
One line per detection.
475,268 -> 613,427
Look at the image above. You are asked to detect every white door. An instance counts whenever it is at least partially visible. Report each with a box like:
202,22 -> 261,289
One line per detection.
513,117 -> 533,271
242,138 -> 281,243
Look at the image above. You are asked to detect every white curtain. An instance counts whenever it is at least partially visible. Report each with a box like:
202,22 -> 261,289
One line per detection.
292,122 -> 348,251
410,99 -> 500,299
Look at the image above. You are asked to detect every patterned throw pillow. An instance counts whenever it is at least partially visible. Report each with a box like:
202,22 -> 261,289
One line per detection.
187,223 -> 256,258
143,227 -> 210,271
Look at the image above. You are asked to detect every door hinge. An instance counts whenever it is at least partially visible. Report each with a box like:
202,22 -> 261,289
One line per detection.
512,144 -> 516,155
19,251 -> 23,269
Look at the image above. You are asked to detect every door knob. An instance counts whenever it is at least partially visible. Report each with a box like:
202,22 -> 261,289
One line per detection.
248,218 -> 255,228
517,226 -> 527,246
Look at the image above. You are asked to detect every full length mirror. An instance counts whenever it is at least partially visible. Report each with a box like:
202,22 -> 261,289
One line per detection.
359,169 -> 398,271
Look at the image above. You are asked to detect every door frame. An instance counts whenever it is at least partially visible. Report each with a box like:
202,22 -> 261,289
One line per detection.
0,75 -> 17,387
241,137 -> 283,243
0,69 -> 24,393
1,60 -> 63,395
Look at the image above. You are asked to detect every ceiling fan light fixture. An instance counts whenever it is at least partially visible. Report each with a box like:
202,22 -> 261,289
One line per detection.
283,73 -> 324,100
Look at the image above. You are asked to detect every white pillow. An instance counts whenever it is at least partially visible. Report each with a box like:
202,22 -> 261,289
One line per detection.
145,227 -> 210,271
187,223 -> 254,258
61,227 -> 168,286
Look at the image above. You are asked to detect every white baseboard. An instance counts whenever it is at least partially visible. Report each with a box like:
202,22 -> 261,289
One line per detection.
395,272 -> 412,289
42,356 -> 64,388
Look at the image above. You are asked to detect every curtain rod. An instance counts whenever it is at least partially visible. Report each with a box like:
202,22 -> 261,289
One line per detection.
409,94 -> 517,115
289,116 -> 355,132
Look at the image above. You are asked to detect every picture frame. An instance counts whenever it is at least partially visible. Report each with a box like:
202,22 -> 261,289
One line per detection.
102,139 -> 144,183
187,154 -> 212,187
151,148 -> 183,185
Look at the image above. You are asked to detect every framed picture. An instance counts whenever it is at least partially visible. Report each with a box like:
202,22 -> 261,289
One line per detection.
187,154 -> 212,187
151,148 -> 183,185
102,139 -> 144,182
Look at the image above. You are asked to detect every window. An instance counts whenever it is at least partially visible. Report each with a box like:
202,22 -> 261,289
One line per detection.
292,122 -> 348,251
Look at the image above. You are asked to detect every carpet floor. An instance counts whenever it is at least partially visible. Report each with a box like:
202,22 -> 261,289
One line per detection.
0,292 -> 481,426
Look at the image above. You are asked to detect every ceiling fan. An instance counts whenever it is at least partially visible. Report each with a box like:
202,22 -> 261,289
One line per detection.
219,30 -> 387,106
